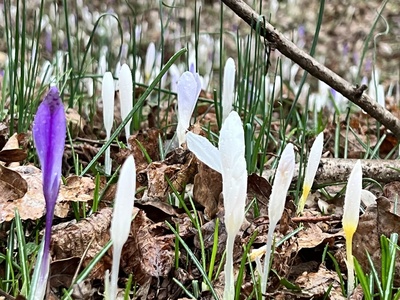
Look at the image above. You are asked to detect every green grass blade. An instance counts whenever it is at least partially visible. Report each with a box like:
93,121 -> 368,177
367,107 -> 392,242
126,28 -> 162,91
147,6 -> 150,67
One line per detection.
5,221 -> 16,293
234,230 -> 258,300
208,218 -> 220,281
383,233 -> 398,300
354,257 -> 372,300
14,210 -> 30,296
80,48 -> 187,176
366,250 -> 383,298
166,221 -> 219,300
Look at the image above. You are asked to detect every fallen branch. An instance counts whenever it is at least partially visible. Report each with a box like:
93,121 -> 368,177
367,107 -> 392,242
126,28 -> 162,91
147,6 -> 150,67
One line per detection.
263,158 -> 400,185
221,0 -> 400,139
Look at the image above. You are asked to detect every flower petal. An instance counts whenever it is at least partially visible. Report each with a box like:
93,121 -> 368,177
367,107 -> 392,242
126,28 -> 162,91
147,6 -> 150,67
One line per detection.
176,71 -> 201,146
219,111 -> 247,235
33,86 -> 66,204
343,160 -> 362,235
32,86 -> 66,300
222,58 -> 236,123
186,132 -> 222,173
102,72 -> 115,134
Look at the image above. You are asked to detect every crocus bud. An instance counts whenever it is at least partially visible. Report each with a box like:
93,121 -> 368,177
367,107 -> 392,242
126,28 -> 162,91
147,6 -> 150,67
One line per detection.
118,64 -> 133,147
102,72 -> 115,175
261,143 -> 295,297
144,42 -> 155,82
31,86 -> 66,300
342,159 -> 362,296
297,132 -> 323,215
108,155 -> 136,300
220,112 -> 247,300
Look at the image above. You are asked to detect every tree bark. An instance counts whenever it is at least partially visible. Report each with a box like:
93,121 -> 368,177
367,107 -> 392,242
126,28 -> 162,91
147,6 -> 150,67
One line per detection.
263,158 -> 400,184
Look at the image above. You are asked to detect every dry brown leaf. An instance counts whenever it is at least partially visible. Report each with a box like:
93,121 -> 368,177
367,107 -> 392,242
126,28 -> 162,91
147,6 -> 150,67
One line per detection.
383,181 -> 400,212
247,173 -> 272,217
66,108 -> 86,138
193,159 -> 222,219
3,133 -> 20,150
144,149 -> 196,200
121,209 -> 175,285
0,149 -> 27,163
297,223 -> 343,250
0,133 -> 27,166
135,200 -> 180,223
349,285 -> 364,300
0,166 -> 95,222
146,162 -> 180,199
118,128 -> 161,171
62,175 -> 95,203
165,150 -> 197,194
51,207 -> 114,279
50,257 -> 80,289
0,164 -> 28,201
295,263 -> 345,299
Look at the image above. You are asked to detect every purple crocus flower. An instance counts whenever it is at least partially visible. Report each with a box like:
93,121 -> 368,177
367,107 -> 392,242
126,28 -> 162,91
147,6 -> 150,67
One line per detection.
32,86 -> 66,298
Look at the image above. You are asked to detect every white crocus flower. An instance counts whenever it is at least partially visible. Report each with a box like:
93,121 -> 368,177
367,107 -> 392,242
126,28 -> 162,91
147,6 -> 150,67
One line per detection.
187,111 -> 247,300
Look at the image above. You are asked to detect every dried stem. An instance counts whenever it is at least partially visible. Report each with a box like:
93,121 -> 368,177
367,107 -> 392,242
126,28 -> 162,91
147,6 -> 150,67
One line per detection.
221,0 -> 400,138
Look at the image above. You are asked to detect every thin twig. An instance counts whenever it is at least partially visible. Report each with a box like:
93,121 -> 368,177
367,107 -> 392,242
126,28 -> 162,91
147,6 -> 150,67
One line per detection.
221,0 -> 400,138
291,215 -> 341,223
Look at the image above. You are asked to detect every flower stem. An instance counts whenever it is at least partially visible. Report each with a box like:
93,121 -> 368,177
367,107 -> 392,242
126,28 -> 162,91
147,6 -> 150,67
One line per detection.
345,233 -> 355,297
223,233 -> 235,300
